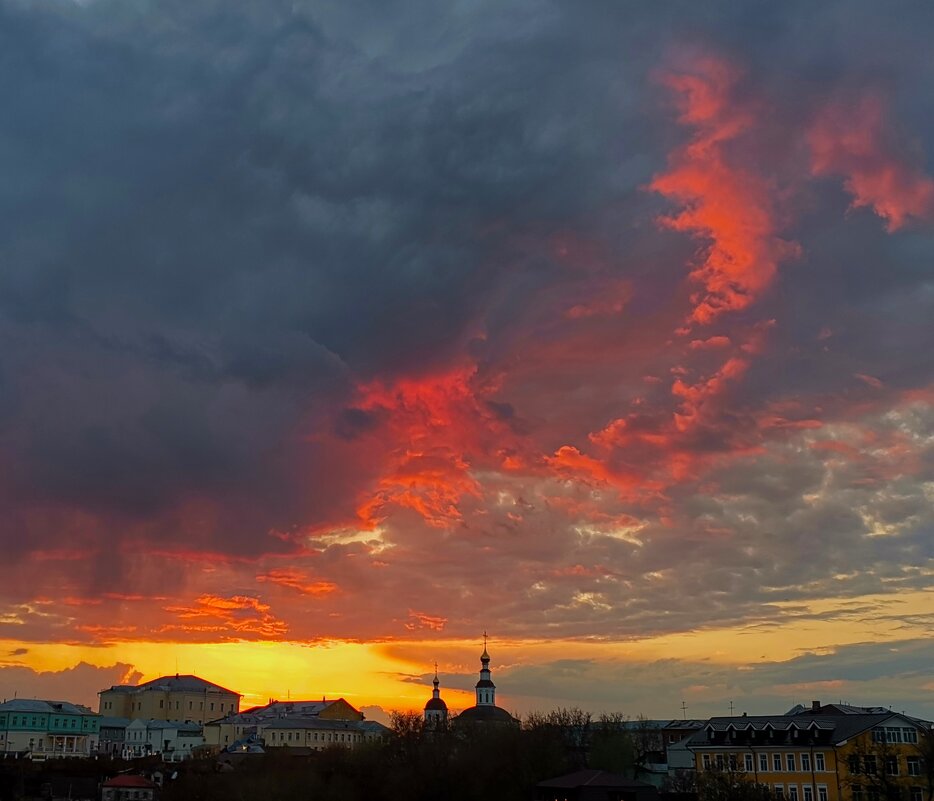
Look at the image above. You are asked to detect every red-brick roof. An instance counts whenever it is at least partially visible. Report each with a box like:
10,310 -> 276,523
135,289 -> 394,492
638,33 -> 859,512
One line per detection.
103,775 -> 157,789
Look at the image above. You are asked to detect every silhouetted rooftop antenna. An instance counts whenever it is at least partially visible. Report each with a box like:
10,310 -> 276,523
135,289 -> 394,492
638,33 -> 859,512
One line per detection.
680,700 -> 688,719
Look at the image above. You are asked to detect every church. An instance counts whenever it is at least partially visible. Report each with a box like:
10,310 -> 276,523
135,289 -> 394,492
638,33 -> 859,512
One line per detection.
438,635 -> 518,726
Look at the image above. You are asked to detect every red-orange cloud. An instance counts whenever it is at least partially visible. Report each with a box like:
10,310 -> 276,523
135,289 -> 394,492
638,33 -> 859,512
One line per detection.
650,54 -> 798,324
809,93 -> 934,231
352,366 -> 518,528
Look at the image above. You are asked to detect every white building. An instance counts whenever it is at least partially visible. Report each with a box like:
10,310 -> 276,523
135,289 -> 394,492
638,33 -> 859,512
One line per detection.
125,719 -> 203,761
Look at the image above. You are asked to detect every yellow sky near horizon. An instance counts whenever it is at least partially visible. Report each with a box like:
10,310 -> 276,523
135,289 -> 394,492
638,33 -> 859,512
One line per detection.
1,589 -> 929,716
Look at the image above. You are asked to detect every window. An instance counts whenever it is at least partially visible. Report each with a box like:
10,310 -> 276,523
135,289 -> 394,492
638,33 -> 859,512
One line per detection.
717,755 -> 725,770
210,703 -> 214,711
902,729 -> 918,745
864,756 -> 877,775
804,787 -> 813,801
729,755 -> 738,771
746,754 -> 755,772
761,754 -> 769,772
818,786 -> 828,801
885,757 -> 899,776
853,786 -> 864,801
775,755 -> 783,772
910,789 -> 923,801
815,753 -> 826,772
849,756 -> 862,774
788,754 -> 797,771
802,753 -> 811,771
789,786 -> 798,801
701,753 -> 709,770
159,701 -> 164,709
775,786 -> 785,799
907,758 -> 921,777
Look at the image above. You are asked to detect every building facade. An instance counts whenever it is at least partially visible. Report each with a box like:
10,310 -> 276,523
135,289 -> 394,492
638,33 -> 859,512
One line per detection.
203,697 -> 364,749
101,775 -> 158,801
0,699 -> 99,757
687,704 -> 932,801
99,674 -> 240,725
260,717 -> 389,751
124,719 -> 204,760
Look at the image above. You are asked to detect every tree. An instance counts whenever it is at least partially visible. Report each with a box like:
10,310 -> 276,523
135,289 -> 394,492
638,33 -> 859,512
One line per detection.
590,713 -> 635,775
697,766 -> 773,801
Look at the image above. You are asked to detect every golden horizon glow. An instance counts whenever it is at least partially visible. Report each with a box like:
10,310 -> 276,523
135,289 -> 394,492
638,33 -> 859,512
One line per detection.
2,588 -> 930,716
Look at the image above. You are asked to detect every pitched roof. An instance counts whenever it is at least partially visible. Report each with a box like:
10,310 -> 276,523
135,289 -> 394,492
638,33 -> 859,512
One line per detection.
206,698 -> 354,725
103,775 -> 157,788
688,711 -> 926,746
538,769 -> 656,789
110,674 -> 240,696
262,717 -> 368,732
98,716 -> 132,728
0,699 -> 94,715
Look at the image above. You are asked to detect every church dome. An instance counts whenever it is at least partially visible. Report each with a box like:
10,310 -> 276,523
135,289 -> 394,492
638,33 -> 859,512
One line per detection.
455,704 -> 516,724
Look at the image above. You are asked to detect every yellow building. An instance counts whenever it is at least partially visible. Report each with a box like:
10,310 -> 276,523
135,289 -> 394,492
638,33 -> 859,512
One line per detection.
98,674 -> 240,725
688,704 -> 932,801
203,697 -> 363,748
260,717 -> 388,751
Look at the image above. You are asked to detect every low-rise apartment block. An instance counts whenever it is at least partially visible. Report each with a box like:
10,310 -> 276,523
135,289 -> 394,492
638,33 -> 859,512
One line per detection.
0,699 -> 100,757
688,703 -> 932,801
204,697 -> 363,749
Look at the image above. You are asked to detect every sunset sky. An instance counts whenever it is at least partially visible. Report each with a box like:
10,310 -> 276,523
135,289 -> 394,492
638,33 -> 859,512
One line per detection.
0,0 -> 932,723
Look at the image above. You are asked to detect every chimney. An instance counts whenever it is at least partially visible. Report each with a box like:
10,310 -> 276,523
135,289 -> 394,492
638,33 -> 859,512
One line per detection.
811,701 -> 821,711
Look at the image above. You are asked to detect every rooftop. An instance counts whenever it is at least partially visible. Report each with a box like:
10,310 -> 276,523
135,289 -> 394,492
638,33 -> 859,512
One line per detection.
102,673 -> 240,697
538,769 -> 656,789
687,710 -> 929,747
103,775 -> 157,789
0,699 -> 95,715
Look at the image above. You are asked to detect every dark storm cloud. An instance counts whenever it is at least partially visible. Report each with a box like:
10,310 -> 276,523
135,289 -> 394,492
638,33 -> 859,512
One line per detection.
0,0 -> 932,648
0,0 -> 649,559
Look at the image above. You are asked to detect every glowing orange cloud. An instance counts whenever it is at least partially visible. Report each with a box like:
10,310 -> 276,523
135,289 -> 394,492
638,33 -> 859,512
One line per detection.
650,54 -> 798,324
353,366 -> 518,528
256,569 -> 337,596
809,93 -> 934,231
162,594 -> 288,639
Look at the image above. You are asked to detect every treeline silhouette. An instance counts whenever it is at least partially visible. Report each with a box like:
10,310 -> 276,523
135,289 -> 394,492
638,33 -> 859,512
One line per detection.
161,709 -> 662,801
0,709 -> 684,801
